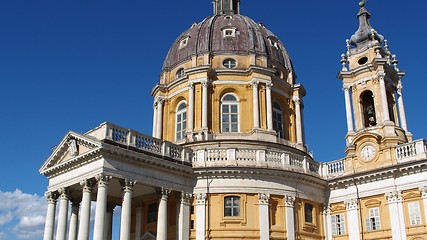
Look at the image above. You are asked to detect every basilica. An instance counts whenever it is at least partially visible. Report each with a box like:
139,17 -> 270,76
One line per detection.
40,1 -> 427,239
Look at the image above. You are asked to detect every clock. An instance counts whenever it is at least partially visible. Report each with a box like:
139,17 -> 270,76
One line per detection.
360,144 -> 376,161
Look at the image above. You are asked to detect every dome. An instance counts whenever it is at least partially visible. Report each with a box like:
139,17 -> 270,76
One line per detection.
162,14 -> 294,74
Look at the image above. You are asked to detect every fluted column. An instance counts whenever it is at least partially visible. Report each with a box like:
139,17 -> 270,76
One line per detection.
134,203 -> 143,240
120,179 -> 136,240
293,97 -> 303,145
378,72 -> 390,123
252,80 -> 260,129
266,82 -> 273,131
258,193 -> 270,240
178,192 -> 192,240
396,83 -> 408,131
56,188 -> 70,240
93,174 -> 111,240
43,191 -> 58,240
386,191 -> 406,240
187,82 -> 195,133
343,85 -> 354,133
284,195 -> 295,240
420,187 -> 427,225
78,179 -> 94,240
195,193 -> 207,240
155,98 -> 164,138
345,199 -> 360,240
68,199 -> 80,240
201,80 -> 209,130
156,188 -> 171,240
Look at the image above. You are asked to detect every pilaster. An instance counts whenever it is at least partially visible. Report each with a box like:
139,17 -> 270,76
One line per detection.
284,195 -> 295,240
195,193 -> 207,240
386,191 -> 406,240
258,193 -> 270,240
345,198 -> 360,240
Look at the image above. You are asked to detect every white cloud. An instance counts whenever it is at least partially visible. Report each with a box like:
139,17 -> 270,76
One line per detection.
0,189 -> 46,240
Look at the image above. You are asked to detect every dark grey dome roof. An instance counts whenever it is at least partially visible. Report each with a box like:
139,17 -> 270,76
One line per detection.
162,14 -> 294,73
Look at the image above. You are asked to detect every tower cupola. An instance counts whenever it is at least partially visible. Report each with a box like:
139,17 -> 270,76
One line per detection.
349,0 -> 384,48
213,0 -> 240,15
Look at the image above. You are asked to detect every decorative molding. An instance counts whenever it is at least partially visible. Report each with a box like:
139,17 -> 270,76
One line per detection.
386,191 -> 402,203
80,179 -> 95,193
344,198 -> 358,210
179,192 -> 192,205
258,193 -> 270,204
195,193 -> 207,204
95,174 -> 112,187
419,186 -> 427,199
159,187 -> 171,201
284,195 -> 295,207
45,191 -> 59,204
58,187 -> 71,200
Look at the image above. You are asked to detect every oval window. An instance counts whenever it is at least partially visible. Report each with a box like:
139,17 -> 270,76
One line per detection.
358,57 -> 368,65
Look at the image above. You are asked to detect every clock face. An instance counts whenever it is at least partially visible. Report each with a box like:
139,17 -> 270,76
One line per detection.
361,145 -> 376,161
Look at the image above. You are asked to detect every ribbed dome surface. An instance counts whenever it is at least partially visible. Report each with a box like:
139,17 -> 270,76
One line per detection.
162,14 -> 294,72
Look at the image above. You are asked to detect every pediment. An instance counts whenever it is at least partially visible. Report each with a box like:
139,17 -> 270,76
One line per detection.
403,192 -> 421,200
140,232 -> 156,240
331,205 -> 346,212
364,199 -> 382,208
39,131 -> 102,175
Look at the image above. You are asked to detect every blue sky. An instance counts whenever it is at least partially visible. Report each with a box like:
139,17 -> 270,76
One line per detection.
0,0 -> 426,239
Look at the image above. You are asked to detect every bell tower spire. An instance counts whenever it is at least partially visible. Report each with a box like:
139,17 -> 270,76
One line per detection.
338,1 -> 411,172
213,0 -> 240,15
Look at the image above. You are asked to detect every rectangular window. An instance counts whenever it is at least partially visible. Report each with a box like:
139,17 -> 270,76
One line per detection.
365,207 -> 381,231
147,203 -> 157,223
304,203 -> 313,223
408,201 -> 422,225
224,196 -> 240,217
331,213 -> 346,235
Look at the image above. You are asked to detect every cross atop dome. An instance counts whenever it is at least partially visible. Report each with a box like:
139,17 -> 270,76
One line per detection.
213,0 -> 240,15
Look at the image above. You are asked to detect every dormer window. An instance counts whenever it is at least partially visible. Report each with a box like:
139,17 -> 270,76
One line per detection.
223,28 -> 236,38
179,37 -> 189,49
176,68 -> 185,78
223,58 -> 237,69
268,37 -> 280,50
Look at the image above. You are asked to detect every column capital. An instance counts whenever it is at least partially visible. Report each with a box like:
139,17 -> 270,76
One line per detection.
178,192 -> 192,205
377,70 -> 386,80
345,198 -> 358,210
386,191 -> 402,203
292,96 -> 301,105
251,80 -> 259,88
58,187 -> 71,200
96,174 -> 112,187
201,79 -> 210,87
158,188 -> 171,201
342,85 -> 352,92
120,178 -> 136,193
258,193 -> 270,204
45,191 -> 59,204
80,179 -> 95,192
419,186 -> 427,198
195,193 -> 207,204
284,195 -> 295,207
266,82 -> 273,89
323,204 -> 331,215
188,81 -> 195,89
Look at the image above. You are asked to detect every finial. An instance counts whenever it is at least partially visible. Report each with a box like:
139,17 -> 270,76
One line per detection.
341,54 -> 348,71
392,54 -> 400,72
346,39 -> 351,55
359,0 -> 366,7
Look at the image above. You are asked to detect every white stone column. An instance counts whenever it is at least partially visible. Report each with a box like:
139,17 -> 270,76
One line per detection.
293,97 -> 303,145
195,193 -> 207,240
258,193 -> 270,240
343,86 -> 354,133
43,191 -> 58,240
78,179 -> 94,240
120,179 -> 135,240
156,188 -> 171,240
178,192 -> 192,240
323,205 -> 332,240
56,188 -> 70,240
155,98 -> 164,138
188,82 -> 195,133
345,199 -> 361,240
201,80 -> 209,130
396,83 -> 408,131
93,174 -> 111,240
386,191 -> 406,240
134,204 -> 143,240
252,80 -> 260,129
152,102 -> 158,137
378,72 -> 390,123
419,187 -> 427,230
284,195 -> 295,240
104,204 -> 115,240
68,199 -> 80,240
266,82 -> 273,131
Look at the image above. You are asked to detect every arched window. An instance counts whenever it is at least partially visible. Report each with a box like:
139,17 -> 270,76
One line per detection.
176,68 -> 185,78
224,196 -> 240,217
176,101 -> 187,141
387,91 -> 396,123
273,102 -> 283,138
221,93 -> 239,132
361,91 -> 376,127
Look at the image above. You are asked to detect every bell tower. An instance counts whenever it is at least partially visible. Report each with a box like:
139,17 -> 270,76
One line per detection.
338,1 -> 411,171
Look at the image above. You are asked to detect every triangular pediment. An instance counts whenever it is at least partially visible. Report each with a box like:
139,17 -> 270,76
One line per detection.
140,232 -> 156,240
39,131 -> 102,175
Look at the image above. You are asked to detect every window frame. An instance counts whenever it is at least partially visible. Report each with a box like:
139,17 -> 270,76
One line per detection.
224,196 -> 241,217
408,201 -> 422,226
176,68 -> 185,79
147,203 -> 158,224
304,203 -> 314,224
365,207 -> 381,231
223,58 -> 237,69
220,93 -> 239,133
331,213 -> 346,236
272,102 -> 283,138
175,101 -> 187,141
